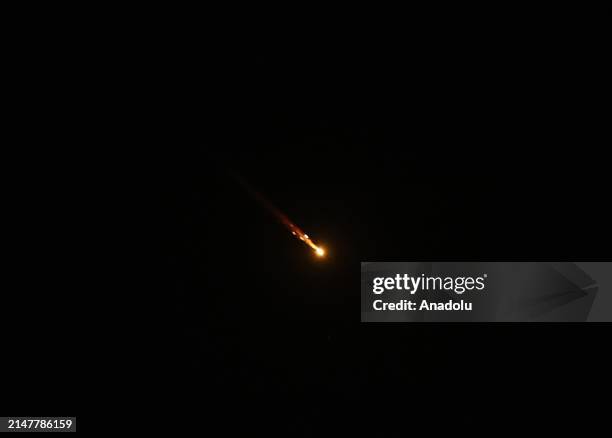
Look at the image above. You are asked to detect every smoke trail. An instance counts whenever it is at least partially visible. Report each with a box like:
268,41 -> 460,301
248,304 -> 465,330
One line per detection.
231,172 -> 325,256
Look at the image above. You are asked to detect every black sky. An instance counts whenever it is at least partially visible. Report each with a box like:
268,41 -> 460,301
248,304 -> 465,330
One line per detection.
156,82 -> 609,435
3,12 -> 610,436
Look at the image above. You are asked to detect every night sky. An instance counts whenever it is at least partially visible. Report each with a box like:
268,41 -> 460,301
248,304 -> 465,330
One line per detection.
98,34 -> 612,436
3,16 -> 609,436
149,49 -> 611,434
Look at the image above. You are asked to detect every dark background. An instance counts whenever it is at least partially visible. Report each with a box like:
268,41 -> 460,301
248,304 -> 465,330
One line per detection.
152,46 -> 610,435
3,26 -> 609,434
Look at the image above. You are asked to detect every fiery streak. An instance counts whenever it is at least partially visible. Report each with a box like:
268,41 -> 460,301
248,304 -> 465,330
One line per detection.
233,172 -> 326,257
289,224 -> 325,256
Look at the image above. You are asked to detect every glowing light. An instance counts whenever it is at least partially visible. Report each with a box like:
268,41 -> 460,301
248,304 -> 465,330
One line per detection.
232,172 -> 327,258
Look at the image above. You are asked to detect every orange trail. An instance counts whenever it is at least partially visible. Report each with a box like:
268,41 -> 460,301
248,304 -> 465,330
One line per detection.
232,172 -> 325,256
